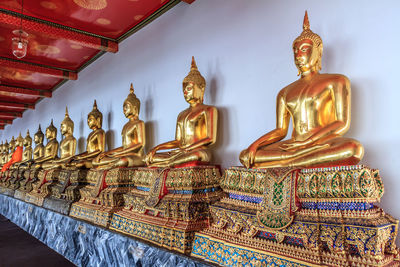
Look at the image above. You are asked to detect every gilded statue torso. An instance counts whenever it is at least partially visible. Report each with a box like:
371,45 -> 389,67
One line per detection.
44,139 -> 59,157
60,136 -> 76,158
176,104 -> 211,148
86,129 -> 105,153
22,147 -> 32,161
33,145 -> 44,160
122,120 -> 144,154
282,73 -> 347,141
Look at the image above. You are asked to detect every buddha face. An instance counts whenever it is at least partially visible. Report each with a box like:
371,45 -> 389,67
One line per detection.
123,102 -> 138,119
23,138 -> 31,147
183,82 -> 204,105
293,39 -> 319,74
87,115 -> 100,130
60,122 -> 69,135
34,134 -> 42,144
45,128 -> 55,139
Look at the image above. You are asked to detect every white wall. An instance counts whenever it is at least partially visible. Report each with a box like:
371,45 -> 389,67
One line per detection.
2,0 -> 400,243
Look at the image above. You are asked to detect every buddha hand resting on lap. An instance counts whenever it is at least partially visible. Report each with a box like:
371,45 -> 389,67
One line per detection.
92,84 -> 145,169
240,12 -> 363,169
145,57 -> 218,168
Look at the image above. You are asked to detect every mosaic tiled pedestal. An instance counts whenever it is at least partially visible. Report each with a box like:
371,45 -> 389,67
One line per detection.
0,194 -> 209,267
43,169 -> 88,215
70,167 -> 134,227
25,168 -> 61,206
14,169 -> 41,201
110,165 -> 224,254
192,165 -> 400,266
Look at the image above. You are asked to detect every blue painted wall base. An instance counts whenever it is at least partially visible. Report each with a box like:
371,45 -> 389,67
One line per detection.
0,194 -> 209,267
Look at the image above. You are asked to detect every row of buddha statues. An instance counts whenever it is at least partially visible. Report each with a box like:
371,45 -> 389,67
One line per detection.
0,22 -> 365,172
1,12 -> 397,266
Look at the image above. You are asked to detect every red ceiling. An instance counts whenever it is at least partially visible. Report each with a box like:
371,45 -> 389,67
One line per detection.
0,0 -> 184,130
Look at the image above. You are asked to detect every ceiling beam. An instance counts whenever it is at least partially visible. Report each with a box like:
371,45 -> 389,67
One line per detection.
0,119 -> 13,125
0,85 -> 52,98
0,101 -> 34,110
0,57 -> 77,80
0,125 -> 5,130
0,111 -> 23,118
0,9 -> 118,53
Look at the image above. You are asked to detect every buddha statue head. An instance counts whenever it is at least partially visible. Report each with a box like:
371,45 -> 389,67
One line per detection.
16,133 -> 24,146
182,56 -> 206,105
123,83 -> 140,119
24,130 -> 32,147
9,136 -> 15,150
87,100 -> 102,130
34,125 -> 44,145
61,106 -> 74,136
293,11 -> 323,76
46,120 -> 57,140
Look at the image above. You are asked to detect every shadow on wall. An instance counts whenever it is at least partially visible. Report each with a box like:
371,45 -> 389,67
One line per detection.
106,109 -> 115,151
145,121 -> 157,154
78,115 -> 85,153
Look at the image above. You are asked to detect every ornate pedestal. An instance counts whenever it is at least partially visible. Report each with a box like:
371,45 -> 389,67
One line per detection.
25,168 -> 61,206
191,165 -> 399,266
14,169 -> 41,200
110,165 -> 223,254
42,169 -> 88,215
70,167 -> 134,227
0,168 -> 25,196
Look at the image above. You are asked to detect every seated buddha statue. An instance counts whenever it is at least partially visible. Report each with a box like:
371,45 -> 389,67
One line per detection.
2,134 -> 23,172
7,137 -> 15,162
92,84 -> 145,169
145,57 -> 218,167
12,130 -> 33,169
32,120 -> 59,169
1,141 -> 9,168
67,100 -> 105,169
239,12 -> 364,169
33,125 -> 45,161
42,107 -> 76,169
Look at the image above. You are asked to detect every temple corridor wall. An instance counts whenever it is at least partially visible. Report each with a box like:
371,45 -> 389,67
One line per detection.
1,0 -> 399,242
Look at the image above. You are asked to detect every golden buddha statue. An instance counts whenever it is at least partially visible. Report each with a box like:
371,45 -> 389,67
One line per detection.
12,130 -> 32,168
42,107 -> 76,169
145,57 -> 218,167
2,134 -> 23,172
68,100 -> 105,169
93,84 -> 145,169
239,12 -> 364,169
7,137 -> 15,162
1,141 -> 9,166
32,120 -> 59,168
33,125 -> 45,160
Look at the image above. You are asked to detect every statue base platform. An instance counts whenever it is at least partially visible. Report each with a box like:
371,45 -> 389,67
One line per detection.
7,168 -> 29,190
43,169 -> 88,215
14,169 -> 41,200
25,168 -> 61,206
110,165 -> 223,254
70,167 -> 135,227
191,165 -> 400,266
